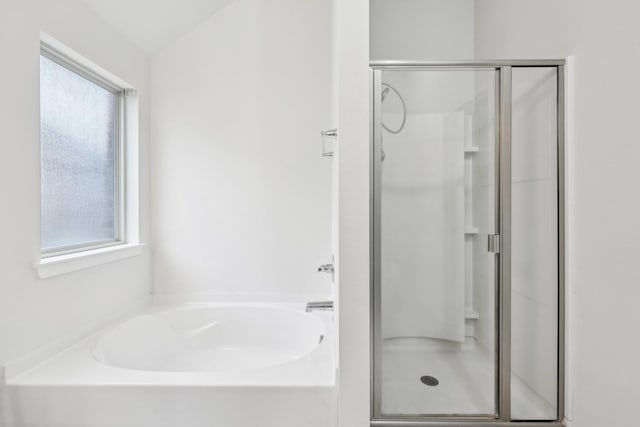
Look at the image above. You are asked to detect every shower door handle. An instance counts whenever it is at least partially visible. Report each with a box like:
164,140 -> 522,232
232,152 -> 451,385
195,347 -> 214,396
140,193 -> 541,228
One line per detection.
488,234 -> 501,254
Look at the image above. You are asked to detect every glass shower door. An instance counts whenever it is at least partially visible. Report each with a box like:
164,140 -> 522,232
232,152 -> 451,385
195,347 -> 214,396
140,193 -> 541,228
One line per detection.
373,68 -> 499,418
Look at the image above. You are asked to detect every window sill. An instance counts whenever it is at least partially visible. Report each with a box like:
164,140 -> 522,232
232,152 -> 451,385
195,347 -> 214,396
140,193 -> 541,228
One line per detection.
34,243 -> 145,279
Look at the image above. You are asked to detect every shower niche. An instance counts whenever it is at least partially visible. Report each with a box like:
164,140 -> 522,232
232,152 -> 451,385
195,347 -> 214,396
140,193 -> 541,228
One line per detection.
371,62 -> 564,426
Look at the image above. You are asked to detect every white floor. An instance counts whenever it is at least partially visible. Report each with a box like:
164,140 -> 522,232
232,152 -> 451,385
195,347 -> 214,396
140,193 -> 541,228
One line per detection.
381,337 -> 556,418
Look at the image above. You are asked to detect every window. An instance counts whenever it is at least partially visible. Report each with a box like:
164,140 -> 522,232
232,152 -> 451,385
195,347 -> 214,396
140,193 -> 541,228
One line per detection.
40,45 -> 125,256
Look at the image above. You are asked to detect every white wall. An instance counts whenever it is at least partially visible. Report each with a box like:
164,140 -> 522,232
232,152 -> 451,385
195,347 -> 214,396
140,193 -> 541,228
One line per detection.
370,0 -> 475,61
335,0 -> 370,425
473,0 -> 571,60
150,0 -> 333,296
0,0 -> 151,390
380,108 -> 466,342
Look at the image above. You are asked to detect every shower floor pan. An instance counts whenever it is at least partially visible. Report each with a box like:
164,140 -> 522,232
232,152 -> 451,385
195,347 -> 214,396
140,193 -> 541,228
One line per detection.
381,337 -> 555,418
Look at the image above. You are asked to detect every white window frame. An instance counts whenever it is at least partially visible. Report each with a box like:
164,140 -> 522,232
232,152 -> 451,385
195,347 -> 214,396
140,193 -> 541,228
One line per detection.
35,36 -> 144,278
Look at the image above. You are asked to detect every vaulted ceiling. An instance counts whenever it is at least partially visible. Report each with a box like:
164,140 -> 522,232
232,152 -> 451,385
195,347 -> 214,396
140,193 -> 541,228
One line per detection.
82,0 -> 234,55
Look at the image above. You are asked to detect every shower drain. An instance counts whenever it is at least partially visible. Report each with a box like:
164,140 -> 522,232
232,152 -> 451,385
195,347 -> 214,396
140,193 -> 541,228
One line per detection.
420,375 -> 439,386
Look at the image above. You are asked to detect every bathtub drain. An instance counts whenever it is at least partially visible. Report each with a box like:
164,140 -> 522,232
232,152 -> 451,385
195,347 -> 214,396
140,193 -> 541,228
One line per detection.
420,375 -> 439,386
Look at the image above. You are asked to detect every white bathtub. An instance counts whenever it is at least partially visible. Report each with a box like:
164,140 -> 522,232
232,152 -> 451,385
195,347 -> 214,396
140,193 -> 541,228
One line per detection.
94,305 -> 326,373
5,299 -> 336,427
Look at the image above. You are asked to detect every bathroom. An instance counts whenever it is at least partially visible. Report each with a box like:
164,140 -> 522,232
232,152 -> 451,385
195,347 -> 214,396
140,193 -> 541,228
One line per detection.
0,0 -> 639,426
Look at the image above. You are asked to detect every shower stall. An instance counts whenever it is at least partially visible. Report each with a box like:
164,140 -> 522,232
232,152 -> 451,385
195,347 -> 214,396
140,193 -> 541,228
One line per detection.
370,61 -> 564,426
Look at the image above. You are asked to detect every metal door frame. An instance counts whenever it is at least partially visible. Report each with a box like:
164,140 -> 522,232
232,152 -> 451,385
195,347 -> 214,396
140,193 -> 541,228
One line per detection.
370,60 -> 565,427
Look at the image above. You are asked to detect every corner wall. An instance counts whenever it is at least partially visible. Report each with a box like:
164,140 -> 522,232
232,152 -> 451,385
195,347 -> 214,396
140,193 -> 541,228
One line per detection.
0,0 -> 151,376
150,0 -> 333,297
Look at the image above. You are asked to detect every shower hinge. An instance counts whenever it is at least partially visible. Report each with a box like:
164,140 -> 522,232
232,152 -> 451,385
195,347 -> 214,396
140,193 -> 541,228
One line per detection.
488,234 -> 501,254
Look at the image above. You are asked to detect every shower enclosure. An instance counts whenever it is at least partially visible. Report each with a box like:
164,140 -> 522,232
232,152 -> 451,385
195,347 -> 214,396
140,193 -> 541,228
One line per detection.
371,61 -> 564,426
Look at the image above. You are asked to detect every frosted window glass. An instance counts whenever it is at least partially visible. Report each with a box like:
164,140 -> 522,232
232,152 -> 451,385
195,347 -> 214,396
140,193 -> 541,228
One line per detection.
40,55 -> 117,250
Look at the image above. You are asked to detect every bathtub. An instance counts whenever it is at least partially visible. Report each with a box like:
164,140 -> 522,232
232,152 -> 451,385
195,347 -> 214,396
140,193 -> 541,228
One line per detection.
94,305 -> 327,375
5,299 -> 336,427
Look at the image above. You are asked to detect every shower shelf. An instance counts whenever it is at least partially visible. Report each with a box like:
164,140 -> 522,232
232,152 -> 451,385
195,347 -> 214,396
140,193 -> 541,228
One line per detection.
465,227 -> 479,235
464,146 -> 479,154
465,308 -> 480,319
